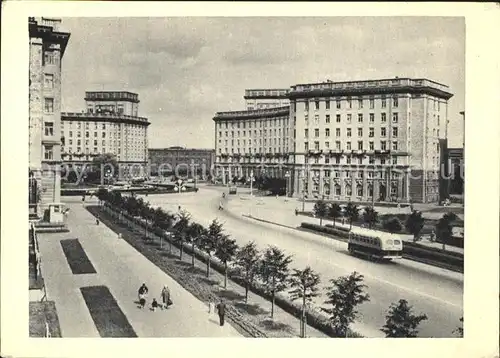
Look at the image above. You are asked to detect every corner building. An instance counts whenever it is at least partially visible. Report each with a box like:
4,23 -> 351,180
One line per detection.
290,78 -> 453,203
61,91 -> 150,178
29,17 -> 70,215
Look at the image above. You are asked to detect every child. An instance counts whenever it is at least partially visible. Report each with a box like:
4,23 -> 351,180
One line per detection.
139,296 -> 146,309
152,298 -> 158,311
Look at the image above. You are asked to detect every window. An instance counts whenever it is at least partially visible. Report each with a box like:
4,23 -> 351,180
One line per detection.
346,157 -> 351,164
437,115 -> 440,125
392,156 -> 397,165
335,157 -> 340,164
43,146 -> 53,160
336,141 -> 341,150
304,142 -> 309,151
381,96 -> 387,108
77,139 -> 81,146
314,141 -> 320,150
325,141 -> 330,148
347,98 -> 352,109
336,128 -> 340,137
314,128 -> 319,137
315,100 -> 320,110
85,132 -> 89,138
392,141 -> 398,150
381,141 -> 387,150
392,113 -> 399,123
305,102 -> 309,111
358,114 -> 363,123
346,141 -> 351,150
102,132 -> 106,138
325,169 -> 330,176
369,97 -> 374,109
369,141 -> 374,150
369,113 -> 374,123
357,128 -> 363,137
358,98 -> 363,109
347,114 -> 352,123
44,98 -> 54,113
102,140 -> 106,146
358,141 -> 363,150
314,114 -> 319,123
326,114 -> 331,123
381,158 -> 386,165
381,127 -> 386,137
325,128 -> 330,137
44,51 -> 55,65
44,122 -> 54,136
44,74 -> 54,89
347,128 -> 352,137
305,129 -> 309,137
357,184 -> 363,197
336,114 -> 341,123
314,157 -> 319,164
335,184 -> 341,195
336,100 -> 341,109
326,101 -> 330,110
369,157 -> 375,164
304,113 -> 309,121
392,127 -> 398,137
69,139 -> 73,145
381,113 -> 387,122
393,96 -> 398,107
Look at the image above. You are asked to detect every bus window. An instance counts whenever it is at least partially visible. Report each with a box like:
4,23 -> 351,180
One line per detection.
393,240 -> 401,245
386,239 -> 393,245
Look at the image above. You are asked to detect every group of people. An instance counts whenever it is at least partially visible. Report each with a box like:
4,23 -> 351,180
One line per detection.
138,283 -> 172,311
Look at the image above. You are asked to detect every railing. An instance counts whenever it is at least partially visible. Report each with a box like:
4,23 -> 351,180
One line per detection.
214,106 -> 290,119
245,89 -> 290,97
290,78 -> 449,93
61,111 -> 148,123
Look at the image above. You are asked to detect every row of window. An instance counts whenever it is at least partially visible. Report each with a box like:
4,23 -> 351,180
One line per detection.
306,112 -> 404,124
216,119 -> 289,130
298,96 -> 400,111
218,147 -> 289,155
219,138 -> 288,146
305,140 -> 401,151
306,183 -> 397,197
305,126 -> 401,138
63,122 -> 145,130
218,128 -> 290,138
306,170 -> 402,179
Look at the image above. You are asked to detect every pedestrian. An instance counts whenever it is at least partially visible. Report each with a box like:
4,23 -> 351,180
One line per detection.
118,233 -> 122,240
151,298 -> 159,311
161,285 -> 171,310
295,208 -> 299,216
216,299 -> 226,326
138,283 -> 148,302
208,297 -> 215,314
96,218 -> 100,225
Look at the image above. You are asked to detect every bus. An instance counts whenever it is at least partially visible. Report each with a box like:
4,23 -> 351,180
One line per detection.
347,227 -> 403,261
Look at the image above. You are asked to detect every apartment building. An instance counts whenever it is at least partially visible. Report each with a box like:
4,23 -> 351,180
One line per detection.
244,88 -> 290,110
29,17 -> 71,217
214,77 -> 453,203
61,91 -> 149,177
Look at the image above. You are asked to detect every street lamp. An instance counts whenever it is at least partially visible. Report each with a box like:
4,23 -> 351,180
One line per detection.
250,170 -> 254,197
284,170 -> 290,198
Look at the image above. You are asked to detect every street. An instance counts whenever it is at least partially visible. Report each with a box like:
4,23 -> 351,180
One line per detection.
143,186 -> 464,338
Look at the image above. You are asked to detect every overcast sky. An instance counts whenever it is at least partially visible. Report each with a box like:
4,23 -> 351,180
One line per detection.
60,17 -> 465,149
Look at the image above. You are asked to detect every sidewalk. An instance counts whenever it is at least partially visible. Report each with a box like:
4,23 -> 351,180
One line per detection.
226,194 -> 464,255
37,201 -> 242,337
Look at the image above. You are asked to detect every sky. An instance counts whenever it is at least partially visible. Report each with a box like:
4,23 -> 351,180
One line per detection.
60,17 -> 465,149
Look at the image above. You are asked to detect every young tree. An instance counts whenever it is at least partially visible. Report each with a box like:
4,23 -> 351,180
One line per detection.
380,299 -> 428,337
344,202 -> 360,230
405,210 -> 425,242
362,206 -> 379,229
234,241 -> 260,304
151,207 -> 172,249
383,217 -> 403,233
201,219 -> 223,277
258,246 -> 293,319
327,203 -> 342,227
95,188 -> 109,207
173,210 -> 191,260
322,271 -> 370,337
186,222 -> 206,267
289,267 -> 321,338
453,317 -> 464,338
215,234 -> 239,289
435,214 -> 453,250
313,200 -> 328,226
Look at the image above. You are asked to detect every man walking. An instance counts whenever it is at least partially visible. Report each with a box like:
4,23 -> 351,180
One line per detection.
216,299 -> 226,326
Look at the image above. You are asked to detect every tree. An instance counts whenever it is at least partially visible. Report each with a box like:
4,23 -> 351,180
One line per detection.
405,211 -> 425,242
362,206 -> 379,229
344,202 -> 360,230
92,153 -> 118,184
313,200 -> 328,226
289,267 -> 321,338
453,317 -> 464,337
435,213 -> 453,250
327,203 -> 342,227
383,217 -> 403,233
201,219 -> 223,277
151,207 -> 173,250
215,234 -> 239,289
322,271 -> 370,337
173,210 -> 191,260
186,222 -> 206,267
234,241 -> 260,304
258,246 -> 293,319
96,188 -> 109,207
381,299 -> 428,337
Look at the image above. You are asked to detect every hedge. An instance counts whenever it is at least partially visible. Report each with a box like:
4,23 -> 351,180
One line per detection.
102,203 -> 363,338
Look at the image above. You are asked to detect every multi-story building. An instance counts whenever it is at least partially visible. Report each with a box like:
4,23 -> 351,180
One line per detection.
29,17 -> 70,217
447,148 -> 464,195
148,147 -> 215,178
214,77 -> 453,203
61,91 -> 150,177
244,88 -> 290,110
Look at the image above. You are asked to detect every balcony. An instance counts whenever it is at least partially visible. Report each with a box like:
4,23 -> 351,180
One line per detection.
244,88 -> 290,98
61,111 -> 149,124
213,106 -> 290,120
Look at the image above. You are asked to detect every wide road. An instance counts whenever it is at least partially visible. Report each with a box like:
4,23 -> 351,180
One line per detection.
38,197 -> 242,337
143,187 -> 463,338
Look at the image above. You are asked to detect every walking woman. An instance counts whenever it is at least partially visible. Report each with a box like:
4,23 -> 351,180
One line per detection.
138,283 -> 149,309
161,285 -> 171,310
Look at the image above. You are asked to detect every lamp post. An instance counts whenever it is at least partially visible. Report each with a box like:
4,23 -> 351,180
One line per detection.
284,170 -> 290,198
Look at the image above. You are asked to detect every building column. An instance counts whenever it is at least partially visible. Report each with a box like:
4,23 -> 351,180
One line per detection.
362,171 -> 368,201
351,173 -> 356,200
385,169 -> 390,201
319,169 -> 324,199
398,175 -> 404,201
374,178 -> 380,202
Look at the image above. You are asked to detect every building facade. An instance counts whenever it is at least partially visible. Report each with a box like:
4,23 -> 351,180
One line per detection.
148,147 -> 215,178
29,17 -> 70,216
447,148 -> 464,195
61,91 -> 150,177
244,88 -> 290,110
214,77 -> 453,203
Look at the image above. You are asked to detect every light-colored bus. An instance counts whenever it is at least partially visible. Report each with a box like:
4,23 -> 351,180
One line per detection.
347,227 -> 403,260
